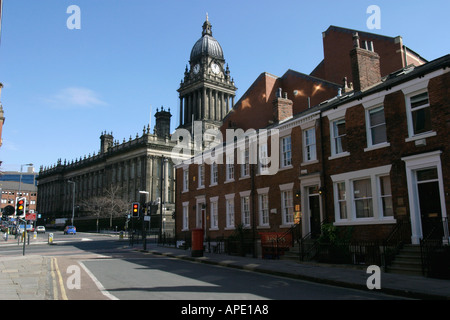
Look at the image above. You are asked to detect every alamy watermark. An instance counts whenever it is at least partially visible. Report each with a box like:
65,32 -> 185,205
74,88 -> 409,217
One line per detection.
366,5 -> 381,30
366,265 -> 381,290
171,121 -> 280,175
67,5 -> 81,30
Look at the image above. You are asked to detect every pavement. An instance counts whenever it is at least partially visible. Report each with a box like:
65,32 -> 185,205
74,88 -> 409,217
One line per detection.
1,233 -> 450,300
137,243 -> 450,300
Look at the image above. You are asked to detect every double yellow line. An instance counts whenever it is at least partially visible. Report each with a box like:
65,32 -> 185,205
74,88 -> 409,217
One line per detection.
50,257 -> 68,300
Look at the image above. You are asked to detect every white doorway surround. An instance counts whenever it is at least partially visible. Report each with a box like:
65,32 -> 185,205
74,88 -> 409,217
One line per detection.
402,151 -> 449,244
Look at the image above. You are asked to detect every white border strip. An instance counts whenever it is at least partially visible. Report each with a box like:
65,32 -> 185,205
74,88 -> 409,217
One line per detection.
78,261 -> 119,300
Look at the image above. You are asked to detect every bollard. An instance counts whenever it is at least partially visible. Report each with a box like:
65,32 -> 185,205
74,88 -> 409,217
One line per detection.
119,231 -> 124,239
33,231 -> 37,240
48,233 -> 54,244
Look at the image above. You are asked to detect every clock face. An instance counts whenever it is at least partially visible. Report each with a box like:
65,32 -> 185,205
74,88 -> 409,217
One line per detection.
193,64 -> 200,74
211,63 -> 220,74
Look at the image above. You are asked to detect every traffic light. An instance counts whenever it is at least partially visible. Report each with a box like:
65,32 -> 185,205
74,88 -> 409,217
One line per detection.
132,202 -> 140,217
16,198 -> 26,217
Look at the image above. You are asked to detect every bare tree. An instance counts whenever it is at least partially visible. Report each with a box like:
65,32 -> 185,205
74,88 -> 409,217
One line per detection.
103,184 -> 129,228
80,196 -> 109,232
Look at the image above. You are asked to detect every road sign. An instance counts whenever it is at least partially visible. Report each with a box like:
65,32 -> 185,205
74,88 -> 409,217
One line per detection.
26,213 -> 37,221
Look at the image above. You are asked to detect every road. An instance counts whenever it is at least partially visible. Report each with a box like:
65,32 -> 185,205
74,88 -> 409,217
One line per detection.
0,230 -> 407,302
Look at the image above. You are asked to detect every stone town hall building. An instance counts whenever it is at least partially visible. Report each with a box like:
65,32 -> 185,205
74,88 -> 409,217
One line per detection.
36,17 -> 237,234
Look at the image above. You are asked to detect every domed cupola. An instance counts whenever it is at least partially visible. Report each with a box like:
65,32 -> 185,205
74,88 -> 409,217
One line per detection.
190,14 -> 224,62
178,15 -> 237,138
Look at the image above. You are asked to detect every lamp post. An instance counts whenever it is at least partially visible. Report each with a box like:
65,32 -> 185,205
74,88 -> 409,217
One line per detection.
67,180 -> 75,226
159,156 -> 168,243
19,163 -> 32,256
18,163 -> 33,198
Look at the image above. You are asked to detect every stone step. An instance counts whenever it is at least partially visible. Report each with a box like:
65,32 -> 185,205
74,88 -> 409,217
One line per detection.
387,245 -> 424,276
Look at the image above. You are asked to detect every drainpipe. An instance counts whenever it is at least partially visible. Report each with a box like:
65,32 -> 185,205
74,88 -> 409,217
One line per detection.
319,110 -> 328,222
251,163 -> 257,258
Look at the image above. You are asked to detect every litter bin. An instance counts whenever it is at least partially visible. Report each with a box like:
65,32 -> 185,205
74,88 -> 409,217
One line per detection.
191,228 -> 204,257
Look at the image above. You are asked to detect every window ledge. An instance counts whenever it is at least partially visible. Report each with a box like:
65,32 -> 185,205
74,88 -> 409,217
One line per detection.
405,131 -> 436,143
364,142 -> 390,152
333,218 -> 396,226
328,152 -> 350,160
278,165 -> 293,172
301,159 -> 319,166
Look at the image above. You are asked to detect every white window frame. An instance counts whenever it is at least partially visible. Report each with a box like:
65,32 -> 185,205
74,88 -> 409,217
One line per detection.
402,80 -> 436,142
330,118 -> 348,157
258,143 -> 269,174
378,175 -> 393,218
280,136 -> 292,168
257,187 -> 270,228
303,127 -> 317,162
182,169 -> 189,192
225,194 -> 235,230
226,155 -> 235,182
353,178 -> 374,219
210,163 -> 218,186
331,165 -> 395,226
182,201 -> 189,231
240,148 -> 250,178
198,164 -> 205,189
240,191 -> 251,228
279,183 -> 294,227
365,103 -> 389,150
405,89 -> 432,138
210,197 -> 219,230
336,181 -> 347,220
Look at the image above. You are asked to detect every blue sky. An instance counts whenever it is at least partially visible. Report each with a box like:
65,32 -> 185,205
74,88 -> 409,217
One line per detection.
0,0 -> 449,172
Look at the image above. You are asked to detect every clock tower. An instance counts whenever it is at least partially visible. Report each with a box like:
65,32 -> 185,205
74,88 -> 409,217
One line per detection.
178,15 -> 237,138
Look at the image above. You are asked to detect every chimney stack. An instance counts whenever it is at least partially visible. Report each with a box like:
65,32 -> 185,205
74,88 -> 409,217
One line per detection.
273,89 -> 293,122
350,32 -> 381,92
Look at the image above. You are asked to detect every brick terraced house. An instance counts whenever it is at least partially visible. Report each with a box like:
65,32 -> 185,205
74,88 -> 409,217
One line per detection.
175,26 -> 450,270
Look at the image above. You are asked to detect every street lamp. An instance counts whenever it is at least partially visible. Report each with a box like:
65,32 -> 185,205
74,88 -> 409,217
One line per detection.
18,163 -> 33,198
18,163 -> 32,257
67,180 -> 75,226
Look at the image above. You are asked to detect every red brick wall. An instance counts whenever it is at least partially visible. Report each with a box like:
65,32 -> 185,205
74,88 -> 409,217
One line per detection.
311,27 -> 426,86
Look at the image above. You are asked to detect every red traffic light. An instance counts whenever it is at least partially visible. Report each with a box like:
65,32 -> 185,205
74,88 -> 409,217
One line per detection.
132,202 -> 140,217
16,198 -> 26,216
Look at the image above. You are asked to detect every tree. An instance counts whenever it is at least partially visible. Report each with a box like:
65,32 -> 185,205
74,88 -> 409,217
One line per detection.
103,184 -> 129,228
80,196 -> 109,232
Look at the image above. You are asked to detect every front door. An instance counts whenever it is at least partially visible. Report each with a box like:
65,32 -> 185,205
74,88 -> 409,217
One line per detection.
308,186 -> 321,238
417,168 -> 443,240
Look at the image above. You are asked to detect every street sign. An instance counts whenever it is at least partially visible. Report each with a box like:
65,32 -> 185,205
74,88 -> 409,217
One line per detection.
26,213 -> 37,221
